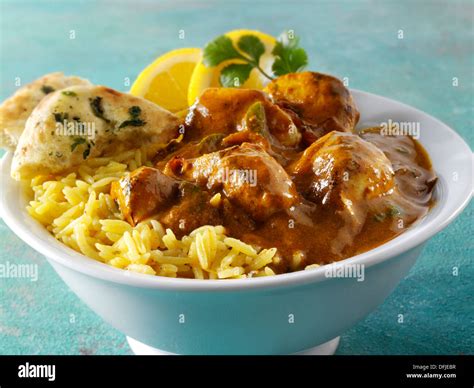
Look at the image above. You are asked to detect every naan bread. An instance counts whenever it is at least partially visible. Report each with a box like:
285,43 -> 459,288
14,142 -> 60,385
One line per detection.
0,72 -> 92,150
11,85 -> 181,180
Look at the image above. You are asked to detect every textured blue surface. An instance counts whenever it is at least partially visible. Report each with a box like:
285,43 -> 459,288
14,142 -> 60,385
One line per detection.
0,0 -> 472,355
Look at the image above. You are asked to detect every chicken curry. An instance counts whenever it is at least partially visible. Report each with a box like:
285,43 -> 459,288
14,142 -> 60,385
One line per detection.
111,72 -> 437,274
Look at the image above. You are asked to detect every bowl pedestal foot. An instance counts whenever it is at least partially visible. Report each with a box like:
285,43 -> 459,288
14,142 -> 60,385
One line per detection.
126,336 -> 340,355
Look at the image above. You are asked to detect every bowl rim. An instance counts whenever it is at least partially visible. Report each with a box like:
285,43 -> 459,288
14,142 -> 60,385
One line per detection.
0,89 -> 472,291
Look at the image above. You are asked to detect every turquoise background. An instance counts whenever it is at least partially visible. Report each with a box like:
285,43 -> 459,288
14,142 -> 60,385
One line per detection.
0,0 -> 472,355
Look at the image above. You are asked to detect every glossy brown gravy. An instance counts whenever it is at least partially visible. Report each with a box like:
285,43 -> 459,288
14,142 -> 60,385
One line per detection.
222,128 -> 436,271
110,74 -> 437,274
112,127 -> 436,274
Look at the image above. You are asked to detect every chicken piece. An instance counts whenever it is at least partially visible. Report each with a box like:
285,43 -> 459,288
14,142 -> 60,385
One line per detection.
153,133 -> 227,169
185,88 -> 301,148
164,142 -> 298,221
289,131 -> 394,254
112,168 -> 222,233
0,72 -> 92,150
111,166 -> 179,225
264,72 -> 360,142
159,182 -> 222,236
290,131 -> 394,207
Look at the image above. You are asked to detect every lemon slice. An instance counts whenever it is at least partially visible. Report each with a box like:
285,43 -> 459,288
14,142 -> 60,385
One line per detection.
187,30 -> 276,106
130,48 -> 202,113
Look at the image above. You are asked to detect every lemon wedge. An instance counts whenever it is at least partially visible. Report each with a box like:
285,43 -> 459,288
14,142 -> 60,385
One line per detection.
187,30 -> 276,106
130,48 -> 202,113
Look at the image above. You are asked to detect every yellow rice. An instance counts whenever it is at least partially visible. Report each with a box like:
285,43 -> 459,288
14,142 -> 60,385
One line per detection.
26,147 -> 323,279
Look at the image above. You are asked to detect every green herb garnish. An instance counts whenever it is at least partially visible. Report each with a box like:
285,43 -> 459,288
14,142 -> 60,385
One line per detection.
118,118 -> 146,129
70,137 -> 86,152
203,34 -> 272,87
202,31 -> 308,87
219,64 -> 254,88
197,133 -> 225,153
395,146 -> 409,154
90,96 -> 110,123
373,213 -> 386,222
118,106 -> 146,129
41,85 -> 55,94
70,137 -> 92,159
374,205 -> 401,222
82,143 -> 91,159
48,151 -> 62,158
271,32 -> 308,76
62,90 -> 77,97
129,106 -> 141,118
53,112 -> 69,122
387,206 -> 401,217
244,101 -> 267,134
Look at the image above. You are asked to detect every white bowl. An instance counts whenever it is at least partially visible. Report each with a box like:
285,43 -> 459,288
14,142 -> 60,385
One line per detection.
0,90 -> 471,354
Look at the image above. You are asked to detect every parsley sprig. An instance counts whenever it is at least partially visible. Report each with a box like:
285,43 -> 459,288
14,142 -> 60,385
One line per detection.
271,32 -> 308,76
203,31 -> 308,87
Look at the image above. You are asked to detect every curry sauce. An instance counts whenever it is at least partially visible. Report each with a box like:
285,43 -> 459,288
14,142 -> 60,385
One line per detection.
111,72 -> 437,274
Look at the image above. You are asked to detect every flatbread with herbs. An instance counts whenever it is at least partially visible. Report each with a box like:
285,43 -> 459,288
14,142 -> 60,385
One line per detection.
11,85 -> 181,179
0,72 -> 92,150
